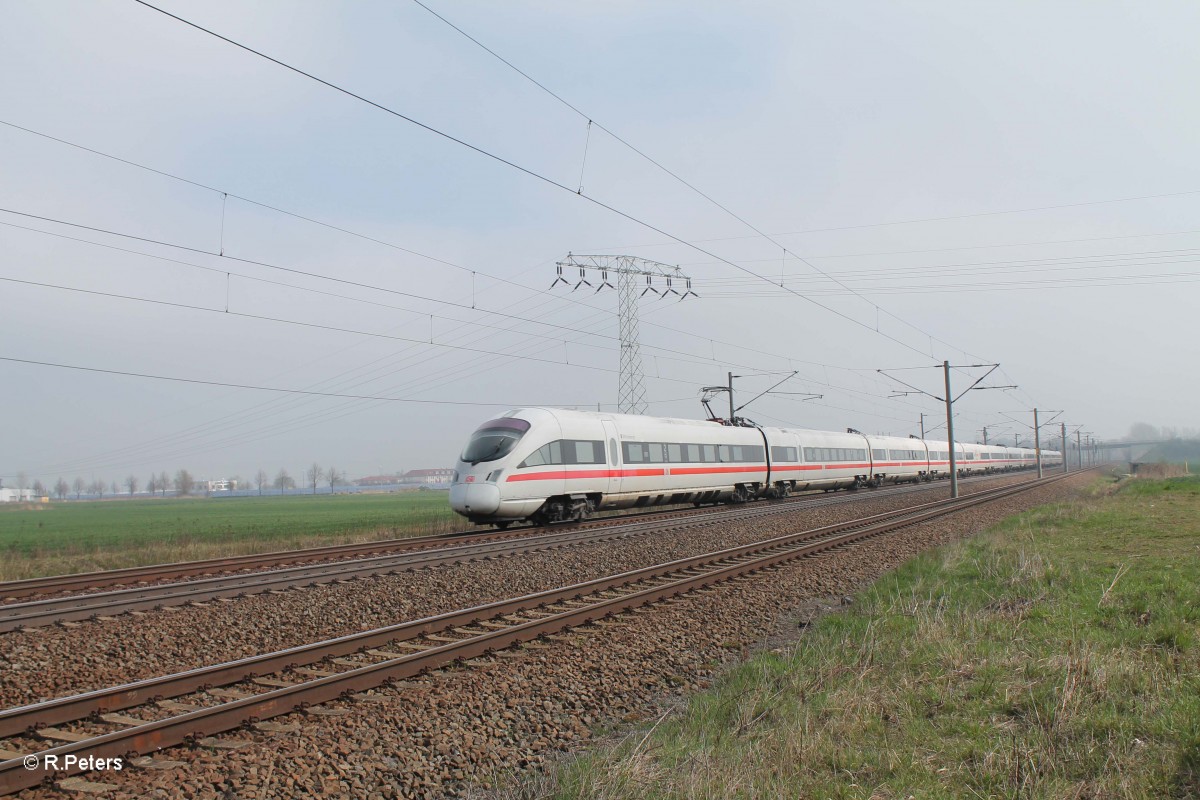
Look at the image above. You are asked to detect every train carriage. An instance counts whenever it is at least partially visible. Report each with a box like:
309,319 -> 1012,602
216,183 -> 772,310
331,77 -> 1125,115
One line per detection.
450,407 -> 1060,527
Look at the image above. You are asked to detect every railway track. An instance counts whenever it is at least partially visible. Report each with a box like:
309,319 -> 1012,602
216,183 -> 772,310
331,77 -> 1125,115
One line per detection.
0,470 -> 1081,795
0,473 -> 1033,633
0,470 -> 1031,607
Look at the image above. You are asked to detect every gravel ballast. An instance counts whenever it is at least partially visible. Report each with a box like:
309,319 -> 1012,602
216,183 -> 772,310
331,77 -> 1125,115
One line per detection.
6,471 -> 1096,799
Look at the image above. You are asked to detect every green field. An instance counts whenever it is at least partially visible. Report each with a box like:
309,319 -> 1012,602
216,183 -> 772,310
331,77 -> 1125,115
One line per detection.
538,475 -> 1200,799
0,491 -> 460,581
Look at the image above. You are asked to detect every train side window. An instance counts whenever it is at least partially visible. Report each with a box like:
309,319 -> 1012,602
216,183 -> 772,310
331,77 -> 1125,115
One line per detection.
520,446 -> 547,468
519,440 -> 564,468
609,439 -> 618,466
622,442 -> 644,463
686,444 -> 701,463
571,440 -> 604,464
702,444 -> 717,462
667,443 -> 683,462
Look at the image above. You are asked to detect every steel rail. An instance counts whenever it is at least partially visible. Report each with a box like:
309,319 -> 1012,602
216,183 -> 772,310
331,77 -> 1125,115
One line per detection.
0,470 -> 1031,602
0,473 -> 1025,633
0,471 -> 1080,795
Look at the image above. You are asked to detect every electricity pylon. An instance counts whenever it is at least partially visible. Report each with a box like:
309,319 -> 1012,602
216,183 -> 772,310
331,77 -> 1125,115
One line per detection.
553,254 -> 697,414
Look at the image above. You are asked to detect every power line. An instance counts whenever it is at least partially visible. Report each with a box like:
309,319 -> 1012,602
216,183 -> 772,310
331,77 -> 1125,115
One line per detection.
0,218 -> 631,357
0,120 -> 905,383
0,207 -> 620,346
685,246 -> 1200,279
128,0 -> 975,364
696,271 -> 1200,297
22,291 -> 623,476
0,355 -> 589,407
598,189 -> 1200,250
0,274 -> 630,375
404,0 -> 1193,378
403,0 -> 997,368
690,228 -> 1200,262
8,267 -> 924,416
0,206 -> 895,383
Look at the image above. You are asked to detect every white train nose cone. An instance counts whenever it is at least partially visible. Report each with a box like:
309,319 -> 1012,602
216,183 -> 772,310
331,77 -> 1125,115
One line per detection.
450,482 -> 501,517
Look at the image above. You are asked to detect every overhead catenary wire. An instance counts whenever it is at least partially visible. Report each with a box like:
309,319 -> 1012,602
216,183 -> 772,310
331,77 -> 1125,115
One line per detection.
403,0 -> 1200,380
127,0 -> 976,365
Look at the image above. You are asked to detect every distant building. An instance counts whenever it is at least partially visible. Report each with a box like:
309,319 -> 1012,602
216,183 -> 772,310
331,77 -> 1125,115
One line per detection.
201,479 -> 237,492
400,468 -> 454,485
354,475 -> 402,487
0,488 -> 36,503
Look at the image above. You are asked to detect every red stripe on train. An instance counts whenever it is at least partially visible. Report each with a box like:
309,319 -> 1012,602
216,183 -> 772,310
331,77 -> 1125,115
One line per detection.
505,468 -> 665,482
668,465 -> 770,476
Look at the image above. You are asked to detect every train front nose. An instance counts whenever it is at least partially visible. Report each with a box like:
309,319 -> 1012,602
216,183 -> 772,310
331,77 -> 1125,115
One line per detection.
449,479 -> 501,518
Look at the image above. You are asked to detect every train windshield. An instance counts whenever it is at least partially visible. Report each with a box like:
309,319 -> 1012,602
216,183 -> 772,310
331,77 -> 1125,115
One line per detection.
461,418 -> 532,464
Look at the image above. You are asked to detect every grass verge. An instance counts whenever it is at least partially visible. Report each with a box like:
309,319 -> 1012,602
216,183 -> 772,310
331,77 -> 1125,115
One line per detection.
0,492 -> 460,581
536,475 -> 1200,799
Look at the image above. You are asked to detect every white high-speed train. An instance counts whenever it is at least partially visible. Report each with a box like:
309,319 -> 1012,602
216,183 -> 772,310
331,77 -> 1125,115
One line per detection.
449,408 -> 1061,527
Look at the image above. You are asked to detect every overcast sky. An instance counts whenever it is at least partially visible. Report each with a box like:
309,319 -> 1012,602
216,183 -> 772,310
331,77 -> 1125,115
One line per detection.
2,0 -> 1197,487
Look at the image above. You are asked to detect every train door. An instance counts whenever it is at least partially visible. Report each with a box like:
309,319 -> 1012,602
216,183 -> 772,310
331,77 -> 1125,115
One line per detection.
601,420 -> 622,504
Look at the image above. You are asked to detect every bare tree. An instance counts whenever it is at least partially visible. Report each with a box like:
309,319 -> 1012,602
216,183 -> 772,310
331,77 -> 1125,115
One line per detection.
325,466 -> 342,493
32,479 -> 46,498
158,470 -> 170,497
54,478 -> 69,500
125,475 -> 139,497
91,480 -> 105,499
72,477 -> 85,500
255,469 -> 269,496
273,469 -> 295,491
174,470 -> 195,497
306,463 -> 322,495
1128,422 -> 1160,441
147,475 -> 158,496
110,480 -> 119,496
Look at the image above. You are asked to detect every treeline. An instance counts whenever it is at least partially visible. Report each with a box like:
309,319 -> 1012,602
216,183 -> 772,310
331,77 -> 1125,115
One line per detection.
11,463 -> 348,500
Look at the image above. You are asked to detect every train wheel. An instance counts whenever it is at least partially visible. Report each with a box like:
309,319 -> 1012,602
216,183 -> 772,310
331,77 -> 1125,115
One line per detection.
494,521 -> 510,530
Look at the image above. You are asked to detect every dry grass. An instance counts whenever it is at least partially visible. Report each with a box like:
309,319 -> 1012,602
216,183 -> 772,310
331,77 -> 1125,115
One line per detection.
1130,462 -> 1192,479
